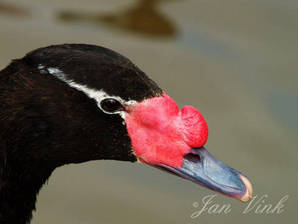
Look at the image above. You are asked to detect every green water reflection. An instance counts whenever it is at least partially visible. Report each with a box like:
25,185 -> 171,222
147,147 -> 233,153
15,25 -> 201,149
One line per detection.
58,0 -> 178,38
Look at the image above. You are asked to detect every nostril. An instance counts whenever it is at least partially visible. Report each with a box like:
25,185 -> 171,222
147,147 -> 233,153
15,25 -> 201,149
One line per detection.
184,153 -> 201,163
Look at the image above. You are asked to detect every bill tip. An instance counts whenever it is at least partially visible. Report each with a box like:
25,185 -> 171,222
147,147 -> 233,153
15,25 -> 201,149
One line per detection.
238,174 -> 253,202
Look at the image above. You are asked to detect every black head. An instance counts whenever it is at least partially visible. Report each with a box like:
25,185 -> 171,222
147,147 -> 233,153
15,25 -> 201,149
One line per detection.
1,44 -> 163,167
0,44 -> 163,222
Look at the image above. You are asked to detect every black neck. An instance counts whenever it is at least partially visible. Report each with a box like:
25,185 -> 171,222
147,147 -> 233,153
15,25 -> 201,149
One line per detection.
0,157 -> 54,224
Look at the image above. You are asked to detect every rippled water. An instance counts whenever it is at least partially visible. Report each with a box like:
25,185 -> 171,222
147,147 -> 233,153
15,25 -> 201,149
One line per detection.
0,0 -> 297,223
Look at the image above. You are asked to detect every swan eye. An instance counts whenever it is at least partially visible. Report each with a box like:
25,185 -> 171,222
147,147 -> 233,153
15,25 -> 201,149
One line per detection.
100,98 -> 123,113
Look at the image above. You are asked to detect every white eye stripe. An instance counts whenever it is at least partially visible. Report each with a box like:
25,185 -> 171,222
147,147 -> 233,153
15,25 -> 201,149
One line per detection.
39,65 -> 137,119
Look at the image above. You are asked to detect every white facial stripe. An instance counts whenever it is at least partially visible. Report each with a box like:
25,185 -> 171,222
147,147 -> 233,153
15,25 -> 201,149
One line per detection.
39,65 -> 137,119
38,64 -> 47,74
38,64 -> 45,70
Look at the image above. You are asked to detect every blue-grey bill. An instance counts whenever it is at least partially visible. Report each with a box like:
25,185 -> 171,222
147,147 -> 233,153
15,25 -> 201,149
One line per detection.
155,147 -> 252,202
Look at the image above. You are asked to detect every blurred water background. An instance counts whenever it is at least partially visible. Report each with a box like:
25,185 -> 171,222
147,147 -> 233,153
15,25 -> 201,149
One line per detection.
0,0 -> 297,223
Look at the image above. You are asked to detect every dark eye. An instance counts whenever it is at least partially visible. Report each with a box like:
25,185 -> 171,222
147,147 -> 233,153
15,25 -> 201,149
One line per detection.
100,98 -> 123,113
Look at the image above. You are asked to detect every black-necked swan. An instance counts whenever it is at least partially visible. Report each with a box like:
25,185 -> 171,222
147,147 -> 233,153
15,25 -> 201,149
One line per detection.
0,44 -> 252,223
